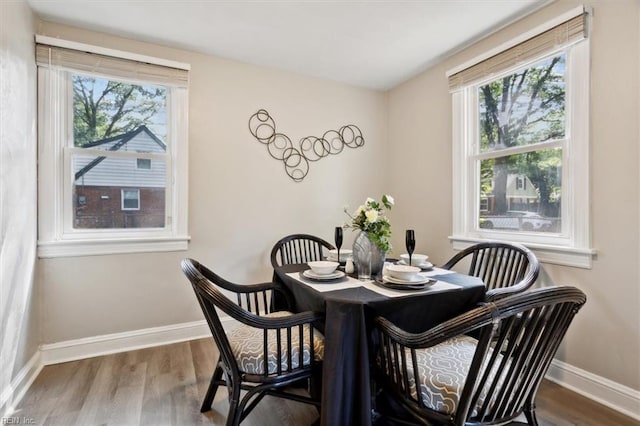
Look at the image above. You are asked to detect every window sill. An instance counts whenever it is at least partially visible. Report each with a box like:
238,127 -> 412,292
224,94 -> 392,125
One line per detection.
37,235 -> 190,258
449,236 -> 596,269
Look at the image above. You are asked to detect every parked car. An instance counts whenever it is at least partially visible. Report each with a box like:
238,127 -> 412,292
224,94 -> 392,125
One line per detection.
480,211 -> 553,231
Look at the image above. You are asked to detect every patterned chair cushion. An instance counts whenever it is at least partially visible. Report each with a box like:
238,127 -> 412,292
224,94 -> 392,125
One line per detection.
405,335 -> 507,416
228,311 -> 324,375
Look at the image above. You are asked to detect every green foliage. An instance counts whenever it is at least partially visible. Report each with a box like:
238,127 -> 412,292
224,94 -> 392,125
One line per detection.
480,158 -> 495,195
344,195 -> 394,252
73,75 -> 166,146
478,53 -> 566,215
479,54 -> 565,150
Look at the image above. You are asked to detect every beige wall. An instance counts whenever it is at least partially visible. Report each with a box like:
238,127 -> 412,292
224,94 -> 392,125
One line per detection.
0,0 -> 39,411
387,0 -> 640,390
35,22 -> 389,342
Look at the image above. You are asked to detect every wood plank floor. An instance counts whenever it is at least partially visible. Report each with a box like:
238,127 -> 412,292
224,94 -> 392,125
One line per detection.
13,338 -> 638,425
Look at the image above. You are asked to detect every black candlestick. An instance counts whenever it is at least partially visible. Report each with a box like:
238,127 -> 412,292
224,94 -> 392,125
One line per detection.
405,229 -> 416,266
335,226 -> 343,265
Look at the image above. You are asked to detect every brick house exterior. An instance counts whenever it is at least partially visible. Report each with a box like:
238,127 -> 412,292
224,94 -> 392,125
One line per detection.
74,126 -> 166,229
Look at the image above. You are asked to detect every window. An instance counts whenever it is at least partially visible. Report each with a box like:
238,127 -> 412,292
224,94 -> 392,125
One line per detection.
121,189 -> 140,211
137,158 -> 151,169
448,7 -> 594,268
71,74 -> 167,230
476,53 -> 564,233
36,36 -> 190,257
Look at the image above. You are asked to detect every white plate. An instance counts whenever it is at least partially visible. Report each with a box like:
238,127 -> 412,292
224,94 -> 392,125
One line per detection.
383,274 -> 433,285
375,278 -> 435,290
397,260 -> 434,270
302,269 -> 346,280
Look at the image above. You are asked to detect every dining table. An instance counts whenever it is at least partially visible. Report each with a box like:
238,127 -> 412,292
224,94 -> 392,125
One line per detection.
272,262 -> 487,426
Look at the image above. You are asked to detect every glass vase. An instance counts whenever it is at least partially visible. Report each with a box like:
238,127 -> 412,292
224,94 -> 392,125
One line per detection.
353,231 -> 386,279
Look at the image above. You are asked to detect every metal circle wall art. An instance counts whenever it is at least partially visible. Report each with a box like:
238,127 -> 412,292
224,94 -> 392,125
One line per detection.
248,109 -> 365,182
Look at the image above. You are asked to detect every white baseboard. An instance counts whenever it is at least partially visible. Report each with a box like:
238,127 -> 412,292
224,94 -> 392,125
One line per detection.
0,351 -> 43,417
40,319 -> 220,365
547,359 -> 640,421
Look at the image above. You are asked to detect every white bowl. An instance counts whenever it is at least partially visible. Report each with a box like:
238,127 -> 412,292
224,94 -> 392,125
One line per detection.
327,249 -> 353,261
400,253 -> 429,266
307,260 -> 339,275
386,264 -> 421,281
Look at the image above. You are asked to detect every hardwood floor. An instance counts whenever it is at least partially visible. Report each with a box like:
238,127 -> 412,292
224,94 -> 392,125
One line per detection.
13,338 -> 638,425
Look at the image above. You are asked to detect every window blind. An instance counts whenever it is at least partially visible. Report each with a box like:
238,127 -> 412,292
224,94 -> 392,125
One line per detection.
448,12 -> 587,91
36,43 -> 189,87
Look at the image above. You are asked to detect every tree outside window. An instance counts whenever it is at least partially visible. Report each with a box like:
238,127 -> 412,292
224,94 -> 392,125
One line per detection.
476,54 -> 564,233
73,75 -> 166,146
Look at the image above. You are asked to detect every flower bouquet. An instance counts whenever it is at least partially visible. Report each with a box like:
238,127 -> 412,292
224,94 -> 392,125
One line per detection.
344,195 -> 394,278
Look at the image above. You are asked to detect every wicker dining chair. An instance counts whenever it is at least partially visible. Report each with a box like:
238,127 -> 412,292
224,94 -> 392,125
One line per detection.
270,233 -> 335,268
441,242 -> 540,301
181,258 -> 324,426
373,286 -> 586,426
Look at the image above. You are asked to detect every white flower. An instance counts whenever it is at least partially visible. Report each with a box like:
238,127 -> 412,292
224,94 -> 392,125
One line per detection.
344,195 -> 394,252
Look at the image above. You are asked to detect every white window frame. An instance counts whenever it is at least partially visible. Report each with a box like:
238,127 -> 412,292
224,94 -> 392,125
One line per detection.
449,7 -> 595,268
121,189 -> 141,211
37,36 -> 190,258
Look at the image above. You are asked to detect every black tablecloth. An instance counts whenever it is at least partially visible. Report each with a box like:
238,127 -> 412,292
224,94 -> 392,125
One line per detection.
273,264 -> 486,426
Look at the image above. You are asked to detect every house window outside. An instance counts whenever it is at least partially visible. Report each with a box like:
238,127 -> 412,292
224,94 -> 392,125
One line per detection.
479,197 -> 489,212
137,158 -> 151,169
449,9 -> 593,268
36,36 -> 190,257
122,189 -> 140,210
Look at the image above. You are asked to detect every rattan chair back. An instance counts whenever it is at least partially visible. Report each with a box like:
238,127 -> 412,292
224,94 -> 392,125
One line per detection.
270,233 -> 334,268
442,242 -> 540,300
374,286 -> 586,425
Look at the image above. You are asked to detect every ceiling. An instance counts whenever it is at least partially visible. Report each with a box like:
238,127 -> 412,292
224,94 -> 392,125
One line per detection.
27,0 -> 550,90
